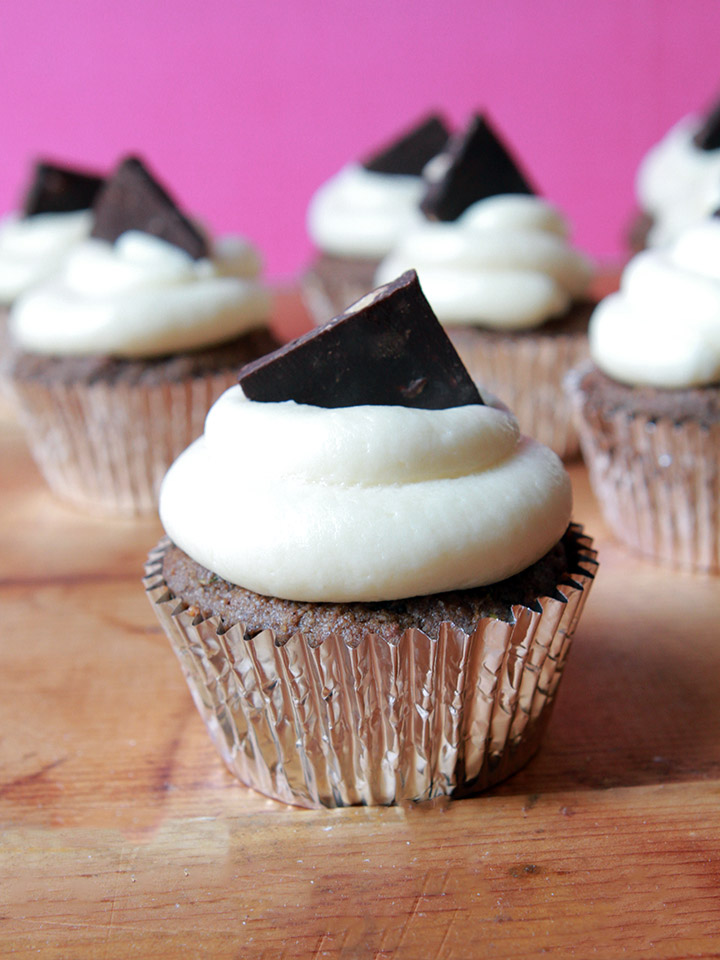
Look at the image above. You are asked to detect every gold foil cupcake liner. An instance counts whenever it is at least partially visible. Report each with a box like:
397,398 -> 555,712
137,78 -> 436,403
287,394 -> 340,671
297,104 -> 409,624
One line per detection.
447,325 -> 589,460
144,527 -> 597,808
567,366 -> 720,573
8,370 -> 238,516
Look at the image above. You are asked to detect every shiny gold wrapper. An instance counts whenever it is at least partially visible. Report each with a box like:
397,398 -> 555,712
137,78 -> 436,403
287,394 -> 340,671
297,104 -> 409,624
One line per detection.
8,370 -> 237,515
144,527 -> 597,808
447,325 -> 589,460
567,367 -> 720,572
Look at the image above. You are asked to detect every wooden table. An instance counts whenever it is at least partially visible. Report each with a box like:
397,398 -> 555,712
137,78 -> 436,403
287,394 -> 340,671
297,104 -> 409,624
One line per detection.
2,293 -> 720,959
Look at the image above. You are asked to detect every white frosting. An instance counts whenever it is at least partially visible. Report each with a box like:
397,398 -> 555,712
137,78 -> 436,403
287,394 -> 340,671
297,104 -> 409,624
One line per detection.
637,115 -> 720,247
375,195 -> 593,329
159,386 -> 572,603
0,210 -> 92,304
590,217 -> 720,387
9,231 -> 271,358
307,163 -> 427,259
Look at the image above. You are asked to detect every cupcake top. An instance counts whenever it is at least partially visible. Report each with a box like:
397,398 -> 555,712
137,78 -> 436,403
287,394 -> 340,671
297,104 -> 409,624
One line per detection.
159,272 -> 572,603
590,214 -> 720,388
0,161 -> 104,305
306,114 -> 450,259
375,114 -> 593,329
636,102 -> 720,248
9,156 -> 270,358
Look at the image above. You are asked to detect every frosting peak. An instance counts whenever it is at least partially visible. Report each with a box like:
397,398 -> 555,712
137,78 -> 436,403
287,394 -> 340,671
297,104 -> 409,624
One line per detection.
9,231 -> 270,358
0,210 -> 92,303
159,386 -> 572,603
307,164 -> 427,259
375,195 -> 593,329
590,216 -> 720,388
637,115 -> 720,247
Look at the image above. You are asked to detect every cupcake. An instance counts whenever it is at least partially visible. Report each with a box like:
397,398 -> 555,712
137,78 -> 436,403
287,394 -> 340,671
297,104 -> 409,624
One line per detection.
375,114 -> 594,460
630,96 -> 720,252
6,155 -> 277,516
302,114 -> 450,323
0,160 -> 104,312
0,161 -> 104,382
145,271 -> 597,808
567,214 -> 720,572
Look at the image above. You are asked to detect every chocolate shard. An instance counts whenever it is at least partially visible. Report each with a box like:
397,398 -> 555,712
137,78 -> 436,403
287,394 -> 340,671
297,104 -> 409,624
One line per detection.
693,97 -> 720,151
420,113 -> 535,222
238,270 -> 483,409
22,161 -> 104,218
90,156 -> 208,259
362,114 -> 451,175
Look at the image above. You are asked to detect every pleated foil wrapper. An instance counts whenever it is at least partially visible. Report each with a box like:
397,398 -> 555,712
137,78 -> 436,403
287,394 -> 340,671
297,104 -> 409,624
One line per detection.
301,255 -> 381,327
144,527 -> 597,808
447,325 -> 590,461
567,366 -> 720,573
8,369 -> 238,516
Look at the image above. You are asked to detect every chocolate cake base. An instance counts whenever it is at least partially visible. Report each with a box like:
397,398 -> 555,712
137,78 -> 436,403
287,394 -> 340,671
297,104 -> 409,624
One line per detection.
571,364 -> 720,425
162,533 -> 576,646
145,526 -> 597,807
447,301 -> 594,459
7,326 -> 279,387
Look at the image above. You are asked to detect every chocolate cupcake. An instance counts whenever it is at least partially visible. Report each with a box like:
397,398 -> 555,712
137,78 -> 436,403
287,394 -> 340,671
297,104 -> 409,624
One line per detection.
567,214 -> 720,572
0,160 -> 104,310
145,272 -> 597,808
630,96 -> 720,252
375,113 -> 595,460
6,156 -> 277,515
302,114 -> 450,323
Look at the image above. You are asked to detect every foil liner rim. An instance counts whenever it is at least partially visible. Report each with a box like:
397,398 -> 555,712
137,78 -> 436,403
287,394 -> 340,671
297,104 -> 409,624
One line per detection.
565,361 -> 720,431
143,522 -> 597,652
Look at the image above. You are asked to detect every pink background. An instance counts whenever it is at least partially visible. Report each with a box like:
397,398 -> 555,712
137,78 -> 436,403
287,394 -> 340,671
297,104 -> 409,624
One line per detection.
2,0 -> 720,280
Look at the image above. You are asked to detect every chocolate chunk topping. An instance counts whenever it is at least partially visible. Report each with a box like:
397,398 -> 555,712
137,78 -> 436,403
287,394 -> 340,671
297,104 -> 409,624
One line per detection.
238,270 -> 483,409
362,114 -> 451,175
90,156 -> 208,259
22,161 -> 104,217
694,98 -> 720,151
420,113 -> 535,221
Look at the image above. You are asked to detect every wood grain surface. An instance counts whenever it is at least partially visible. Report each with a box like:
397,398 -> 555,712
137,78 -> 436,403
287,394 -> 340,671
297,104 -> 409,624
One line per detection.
2,289 -> 720,959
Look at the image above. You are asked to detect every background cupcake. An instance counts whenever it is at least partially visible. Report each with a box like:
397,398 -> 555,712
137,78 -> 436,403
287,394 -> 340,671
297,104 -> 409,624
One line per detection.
146,271 -> 597,808
0,160 -> 104,312
376,113 -> 594,459
630,96 -> 720,252
567,213 -> 720,572
6,155 -> 277,516
302,113 -> 450,323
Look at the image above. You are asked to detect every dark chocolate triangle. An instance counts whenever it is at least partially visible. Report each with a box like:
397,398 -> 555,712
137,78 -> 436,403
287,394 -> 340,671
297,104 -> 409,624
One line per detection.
90,156 -> 208,259
238,270 -> 483,409
694,97 -> 720,151
22,161 -> 104,217
420,113 -> 535,221
362,114 -> 451,175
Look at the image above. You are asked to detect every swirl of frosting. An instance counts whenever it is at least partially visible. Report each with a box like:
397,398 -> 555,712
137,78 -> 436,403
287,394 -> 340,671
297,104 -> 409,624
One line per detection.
374,195 -> 593,330
590,217 -> 720,388
637,116 -> 720,247
9,230 -> 271,358
307,164 -> 427,259
0,210 -> 92,304
159,386 -> 572,603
